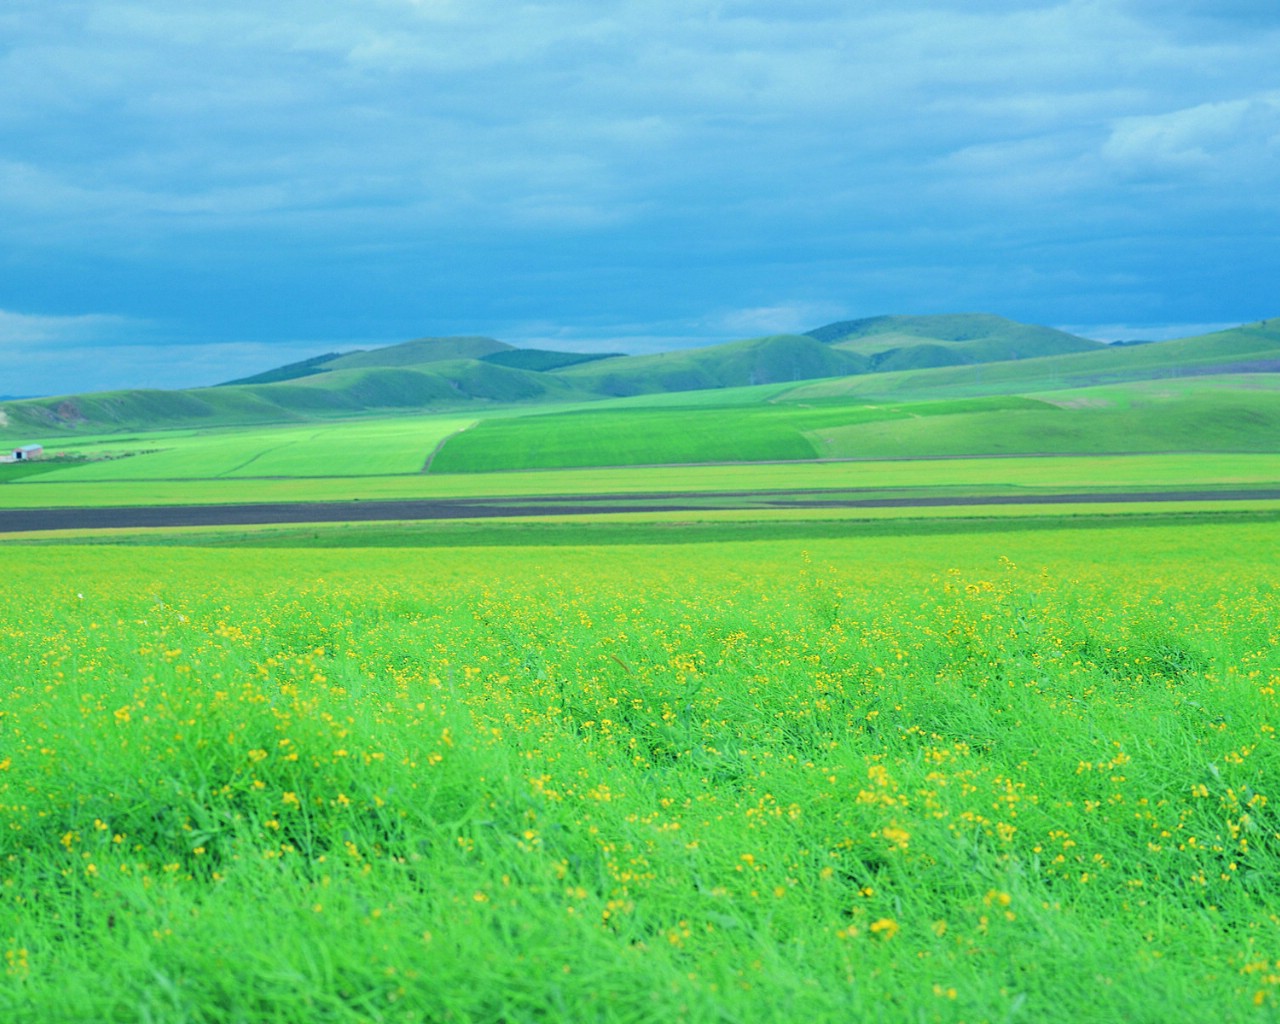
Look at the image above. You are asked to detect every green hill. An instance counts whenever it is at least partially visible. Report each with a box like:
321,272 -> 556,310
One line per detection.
319,336 -> 512,370
213,337 -> 515,388
3,387 -> 311,435
866,343 -> 971,373
807,313 -> 1103,369
217,353 -> 345,387
783,318 -> 1280,403
557,334 -> 868,397
480,349 -> 621,372
798,378 -> 1280,460
3,315 -> 1277,439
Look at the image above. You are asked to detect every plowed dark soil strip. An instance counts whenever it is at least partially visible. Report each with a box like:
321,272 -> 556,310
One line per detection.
3,489 -> 1280,533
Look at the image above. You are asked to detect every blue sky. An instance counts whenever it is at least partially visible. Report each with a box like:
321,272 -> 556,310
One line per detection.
2,0 -> 1278,396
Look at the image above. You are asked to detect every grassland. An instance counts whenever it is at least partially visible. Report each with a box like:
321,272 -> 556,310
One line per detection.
3,521 -> 1279,1022
24,370 -> 1230,485
787,320 -> 1280,404
551,333 -> 869,397
5,322 -> 1280,1021
811,313 -> 1101,366
4,315 -> 1274,440
5,450 -> 1280,515
426,375 -> 1280,472
807,377 -> 1280,459
17,371 -> 1259,491
17,416 -> 475,483
10,372 -> 1273,504
427,397 -> 1047,473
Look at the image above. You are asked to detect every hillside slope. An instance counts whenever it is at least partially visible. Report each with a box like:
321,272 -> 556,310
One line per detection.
807,313 -> 1103,369
319,336 -> 512,371
783,318 -> 1280,402
557,334 -> 869,396
2,315 -> 1276,438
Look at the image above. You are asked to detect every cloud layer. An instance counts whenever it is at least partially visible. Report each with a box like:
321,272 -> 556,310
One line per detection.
1,0 -> 1277,393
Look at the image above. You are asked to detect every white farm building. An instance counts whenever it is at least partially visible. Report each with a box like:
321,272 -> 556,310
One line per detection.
11,444 -> 42,461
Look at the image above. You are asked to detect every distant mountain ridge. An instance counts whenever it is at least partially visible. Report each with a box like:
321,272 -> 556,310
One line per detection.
216,337 -> 623,386
807,313 -> 1100,367
2,313 -> 1277,437
219,353 -> 345,387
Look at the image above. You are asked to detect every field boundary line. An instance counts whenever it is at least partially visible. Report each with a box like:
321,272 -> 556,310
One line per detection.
421,421 -> 476,473
3,488 -> 1280,533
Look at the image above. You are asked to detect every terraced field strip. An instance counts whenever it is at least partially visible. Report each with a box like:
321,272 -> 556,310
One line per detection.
6,452 -> 1280,509
426,397 -> 1045,472
4,487 -> 1280,533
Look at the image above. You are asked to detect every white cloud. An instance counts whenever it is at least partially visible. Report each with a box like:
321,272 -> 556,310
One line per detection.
495,300 -> 853,358
1102,93 -> 1280,181
1057,321 -> 1240,343
0,308 -> 142,348
712,302 -> 846,336
1,336 -> 365,397
0,0 -> 1277,358
0,307 -> 371,396
2,2 -> 1275,236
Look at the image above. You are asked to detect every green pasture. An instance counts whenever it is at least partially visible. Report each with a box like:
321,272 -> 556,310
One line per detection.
427,405 -> 821,472
417,377 -> 1280,472
806,379 -> 1280,458
427,397 -> 1050,473
13,416 -> 474,482
5,320 -> 1280,1021
0,461 -> 64,482
5,317 -> 1276,443
7,353 -> 1278,491
785,322 -> 1280,403
3,522 -> 1280,1021
4,451 -> 1280,512
5,379 -> 1280,533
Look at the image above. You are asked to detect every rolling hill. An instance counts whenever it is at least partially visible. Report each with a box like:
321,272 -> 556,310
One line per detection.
554,334 -> 870,396
1,314 -> 1277,439
784,318 -> 1280,403
318,336 -> 511,370
807,313 -> 1102,368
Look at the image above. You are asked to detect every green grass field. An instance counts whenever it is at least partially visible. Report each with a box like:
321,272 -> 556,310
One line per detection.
11,376 -> 1277,494
106,375 -> 1261,479
5,316 -> 1275,440
6,341 -> 1280,1021
426,398 -> 1048,473
14,416 -> 475,483
807,379 -> 1280,459
3,520 -> 1280,1021
5,451 -> 1280,513
786,322 -> 1280,403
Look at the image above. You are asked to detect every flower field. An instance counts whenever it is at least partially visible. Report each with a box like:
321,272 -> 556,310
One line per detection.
3,521 -> 1279,1021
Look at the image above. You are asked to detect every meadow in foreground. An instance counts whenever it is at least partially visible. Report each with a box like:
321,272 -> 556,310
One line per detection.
2,522 -> 1279,1022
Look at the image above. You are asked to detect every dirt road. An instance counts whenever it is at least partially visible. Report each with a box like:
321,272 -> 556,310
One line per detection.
2,488 -> 1279,533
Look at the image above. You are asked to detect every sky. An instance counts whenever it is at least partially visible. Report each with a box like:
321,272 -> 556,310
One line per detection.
2,0 -> 1278,396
